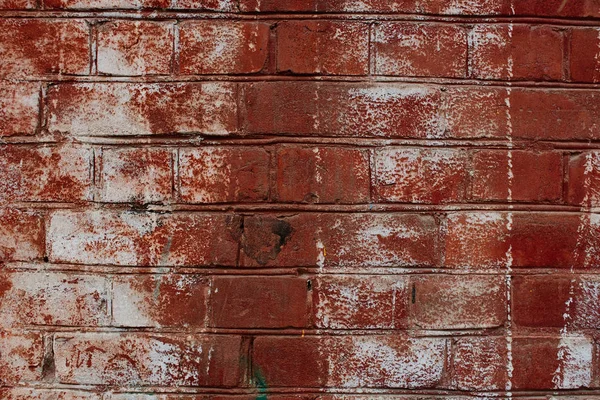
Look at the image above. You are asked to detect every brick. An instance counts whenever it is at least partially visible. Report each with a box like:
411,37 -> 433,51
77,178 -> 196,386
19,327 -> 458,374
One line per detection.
175,0 -> 237,10
443,87 -> 509,139
445,212 -> 600,269
43,0 -> 169,7
375,23 -> 467,78
239,213 -> 438,267
98,147 -> 172,203
451,336 -> 508,390
179,21 -> 270,74
374,148 -> 469,203
514,275 -> 600,330
277,21 -> 369,75
0,19 -> 89,77
47,82 -> 237,136
113,274 -> 209,328
274,147 -> 370,203
211,276 -> 310,328
569,152 -> 600,206
0,145 -> 92,202
0,271 -> 109,327
97,20 -> 173,76
179,147 -> 269,203
510,89 -> 600,140
0,208 -> 44,262
244,82 -> 443,138
0,0 -> 36,8
512,0 -> 600,18
570,28 -> 600,83
471,150 -> 563,202
0,331 -> 44,384
444,212 -> 509,269
313,275 -> 409,329
410,275 -> 506,329
0,82 -> 39,136
512,275 -> 573,328
0,389 -> 102,400
47,210 -> 241,266
469,24 -> 563,81
253,336 -> 446,388
54,333 -> 242,386
512,336 -> 593,389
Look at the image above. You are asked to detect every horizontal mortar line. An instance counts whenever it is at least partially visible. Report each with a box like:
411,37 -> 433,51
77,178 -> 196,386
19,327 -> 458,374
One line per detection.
5,201 -> 593,212
0,10 -> 600,25
10,261 -> 600,276
8,135 -> 600,149
13,325 -> 512,335
4,74 -> 600,89
10,384 -> 600,396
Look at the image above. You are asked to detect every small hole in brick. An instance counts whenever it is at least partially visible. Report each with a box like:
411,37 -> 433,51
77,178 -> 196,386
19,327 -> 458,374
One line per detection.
43,256 -> 49,262
307,279 -> 312,291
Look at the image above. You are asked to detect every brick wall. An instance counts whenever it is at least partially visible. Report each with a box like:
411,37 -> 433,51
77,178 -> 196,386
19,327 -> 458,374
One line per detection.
1,1 -> 600,399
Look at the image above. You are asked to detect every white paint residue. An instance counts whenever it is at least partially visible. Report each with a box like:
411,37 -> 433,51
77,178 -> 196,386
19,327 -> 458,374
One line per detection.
316,238 -> 325,270
553,153 -> 595,388
148,339 -> 180,384
553,336 -> 593,388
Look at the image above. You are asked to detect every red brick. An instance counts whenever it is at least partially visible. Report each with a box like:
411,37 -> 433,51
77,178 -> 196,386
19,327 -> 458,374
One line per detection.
47,83 -> 238,136
243,82 -> 443,138
446,212 -> 600,269
175,0 -> 237,10
512,275 -> 573,328
514,275 -> 600,330
471,150 -> 563,202
0,82 -> 39,136
0,208 -> 44,262
43,0 -> 169,7
313,275 -> 409,329
375,23 -> 467,78
512,336 -> 593,389
97,21 -> 173,76
211,276 -> 309,328
444,212 -> 509,269
469,24 -> 564,81
179,21 -> 270,74
113,274 -> 209,328
411,275 -> 506,329
451,336 -> 508,390
510,89 -> 600,141
0,0 -> 36,8
0,331 -> 44,385
0,145 -> 92,202
179,147 -> 269,203
373,148 -> 469,203
274,147 -> 370,203
570,28 -> 600,83
0,271 -> 108,327
253,335 -> 446,388
99,147 -> 172,203
54,333 -> 242,386
277,21 -> 369,75
239,213 -> 438,267
47,210 -> 241,266
0,19 -> 89,77
0,388 -> 101,400
569,152 -> 600,206
512,0 -> 600,18
443,87 -> 509,139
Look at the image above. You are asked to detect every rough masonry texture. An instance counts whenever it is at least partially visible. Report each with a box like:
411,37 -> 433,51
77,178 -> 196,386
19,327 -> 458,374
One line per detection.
1,0 -> 600,399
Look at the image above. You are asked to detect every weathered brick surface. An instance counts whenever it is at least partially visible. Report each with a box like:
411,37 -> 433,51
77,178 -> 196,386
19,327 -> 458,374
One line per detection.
2,2 -> 599,399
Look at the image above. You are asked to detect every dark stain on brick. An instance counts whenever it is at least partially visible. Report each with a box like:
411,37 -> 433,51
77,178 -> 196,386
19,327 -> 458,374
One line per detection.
241,216 -> 293,265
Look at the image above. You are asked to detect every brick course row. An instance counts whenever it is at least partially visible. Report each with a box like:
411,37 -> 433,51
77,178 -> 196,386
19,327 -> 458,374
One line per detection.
1,19 -> 599,81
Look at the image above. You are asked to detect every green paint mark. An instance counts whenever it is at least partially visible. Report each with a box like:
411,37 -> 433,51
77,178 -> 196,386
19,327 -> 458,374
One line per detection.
253,367 -> 268,400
